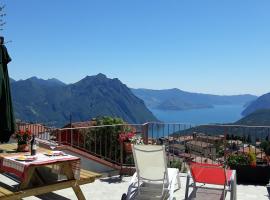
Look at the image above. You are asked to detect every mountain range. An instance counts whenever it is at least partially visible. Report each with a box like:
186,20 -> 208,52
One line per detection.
242,93 -> 270,116
236,109 -> 270,126
11,73 -> 266,127
131,88 -> 257,111
11,74 -> 157,127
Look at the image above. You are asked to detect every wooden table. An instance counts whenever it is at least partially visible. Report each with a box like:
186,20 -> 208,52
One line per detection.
0,143 -> 101,200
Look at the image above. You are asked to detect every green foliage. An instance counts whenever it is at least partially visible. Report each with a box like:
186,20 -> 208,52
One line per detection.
183,165 -> 188,173
226,134 -> 244,141
218,148 -> 224,157
96,116 -> 124,125
84,116 -> 127,163
227,154 -> 249,166
170,160 -> 182,170
260,140 -> 270,156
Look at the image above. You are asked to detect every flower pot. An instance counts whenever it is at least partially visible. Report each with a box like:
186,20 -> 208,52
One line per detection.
230,164 -> 270,185
124,142 -> 132,153
17,143 -> 29,152
267,184 -> 270,196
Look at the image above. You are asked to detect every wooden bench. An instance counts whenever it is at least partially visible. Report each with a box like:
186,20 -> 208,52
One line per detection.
0,168 -> 101,200
0,187 -> 22,200
78,169 -> 102,185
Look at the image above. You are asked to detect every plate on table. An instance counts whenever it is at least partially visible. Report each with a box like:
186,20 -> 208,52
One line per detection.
44,151 -> 67,157
15,155 -> 37,162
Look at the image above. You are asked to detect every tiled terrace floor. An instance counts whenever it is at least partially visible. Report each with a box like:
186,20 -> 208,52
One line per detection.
20,173 -> 269,200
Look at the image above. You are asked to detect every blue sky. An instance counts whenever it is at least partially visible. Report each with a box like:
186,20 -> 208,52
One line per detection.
2,0 -> 270,95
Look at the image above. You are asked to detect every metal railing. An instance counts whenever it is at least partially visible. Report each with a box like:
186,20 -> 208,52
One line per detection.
15,122 -> 270,170
16,122 -> 56,141
55,124 -> 145,165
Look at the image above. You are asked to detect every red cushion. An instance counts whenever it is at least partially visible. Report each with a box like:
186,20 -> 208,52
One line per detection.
190,162 -> 233,185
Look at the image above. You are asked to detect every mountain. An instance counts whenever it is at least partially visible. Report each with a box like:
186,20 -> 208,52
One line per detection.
236,109 -> 270,126
242,93 -> 270,116
131,88 -> 257,111
11,74 -> 157,127
23,76 -> 66,87
46,78 -> 66,86
9,78 -> 16,83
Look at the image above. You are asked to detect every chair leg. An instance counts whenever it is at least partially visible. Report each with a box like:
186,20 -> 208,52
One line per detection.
185,174 -> 190,200
230,171 -> 237,200
169,177 -> 176,200
177,173 -> 181,189
126,185 -> 133,200
223,185 -> 226,200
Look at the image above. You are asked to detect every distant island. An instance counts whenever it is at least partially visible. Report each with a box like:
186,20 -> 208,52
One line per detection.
131,88 -> 257,111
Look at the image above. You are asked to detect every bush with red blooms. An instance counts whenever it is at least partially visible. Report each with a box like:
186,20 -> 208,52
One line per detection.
118,132 -> 135,143
15,128 -> 32,145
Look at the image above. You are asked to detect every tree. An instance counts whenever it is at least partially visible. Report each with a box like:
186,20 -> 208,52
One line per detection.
84,116 -> 128,164
0,4 -> 6,31
247,134 -> 252,143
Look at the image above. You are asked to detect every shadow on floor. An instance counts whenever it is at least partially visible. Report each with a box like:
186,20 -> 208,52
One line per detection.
36,192 -> 71,200
99,176 -> 124,184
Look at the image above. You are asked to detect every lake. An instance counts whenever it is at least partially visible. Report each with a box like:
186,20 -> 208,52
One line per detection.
150,104 -> 244,125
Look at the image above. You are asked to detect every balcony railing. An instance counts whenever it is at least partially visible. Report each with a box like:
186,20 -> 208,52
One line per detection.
16,122 -> 270,170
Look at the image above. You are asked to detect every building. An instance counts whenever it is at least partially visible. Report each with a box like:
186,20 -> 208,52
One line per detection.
186,140 -> 217,159
58,120 -> 97,146
194,134 -> 224,145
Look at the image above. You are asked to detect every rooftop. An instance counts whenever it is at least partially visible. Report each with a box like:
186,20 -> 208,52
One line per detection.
186,140 -> 214,148
20,173 -> 269,200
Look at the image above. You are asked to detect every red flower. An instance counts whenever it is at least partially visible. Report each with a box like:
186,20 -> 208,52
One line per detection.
127,132 -> 135,139
118,133 -> 127,143
19,130 -> 24,135
118,132 -> 136,143
25,129 -> 32,136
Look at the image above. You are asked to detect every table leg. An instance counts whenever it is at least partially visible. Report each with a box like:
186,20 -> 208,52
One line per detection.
20,167 -> 36,189
72,184 -> 86,200
61,162 -> 75,179
61,162 -> 86,200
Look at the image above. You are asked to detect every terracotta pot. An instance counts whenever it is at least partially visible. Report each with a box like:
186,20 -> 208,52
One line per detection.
124,142 -> 132,153
250,162 -> 256,168
17,143 -> 29,152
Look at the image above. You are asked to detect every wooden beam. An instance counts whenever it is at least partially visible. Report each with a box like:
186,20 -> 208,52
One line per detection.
1,180 -> 76,200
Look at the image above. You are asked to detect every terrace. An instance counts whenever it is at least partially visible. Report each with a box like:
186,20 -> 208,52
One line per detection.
18,174 -> 267,200
3,122 -> 270,199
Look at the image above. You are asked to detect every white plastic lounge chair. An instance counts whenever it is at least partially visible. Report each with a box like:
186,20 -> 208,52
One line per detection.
122,145 -> 181,200
185,162 -> 237,200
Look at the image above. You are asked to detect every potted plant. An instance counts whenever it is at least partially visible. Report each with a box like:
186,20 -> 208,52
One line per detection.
118,132 -> 143,153
170,160 -> 182,171
227,153 -> 270,184
15,128 -> 32,152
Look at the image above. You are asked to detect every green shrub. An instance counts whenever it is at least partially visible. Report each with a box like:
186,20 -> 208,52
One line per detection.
170,160 -> 182,170
227,154 -> 249,166
259,140 -> 270,156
